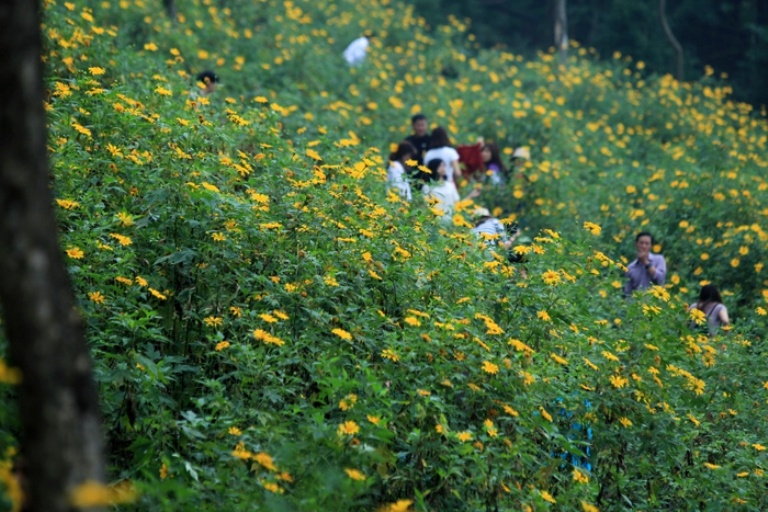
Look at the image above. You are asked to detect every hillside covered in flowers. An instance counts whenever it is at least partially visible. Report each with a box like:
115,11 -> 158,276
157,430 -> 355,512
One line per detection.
2,0 -> 768,510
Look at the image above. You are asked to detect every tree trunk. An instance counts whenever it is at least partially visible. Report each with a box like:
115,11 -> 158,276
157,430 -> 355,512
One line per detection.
659,0 -> 684,80
554,0 -> 569,65
163,0 -> 177,21
0,1 -> 106,511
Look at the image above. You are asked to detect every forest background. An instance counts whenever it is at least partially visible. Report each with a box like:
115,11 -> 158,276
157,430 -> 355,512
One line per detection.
410,0 -> 768,109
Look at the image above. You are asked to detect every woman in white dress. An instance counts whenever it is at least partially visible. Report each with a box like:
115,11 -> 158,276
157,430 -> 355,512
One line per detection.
422,158 -> 479,224
387,141 -> 416,201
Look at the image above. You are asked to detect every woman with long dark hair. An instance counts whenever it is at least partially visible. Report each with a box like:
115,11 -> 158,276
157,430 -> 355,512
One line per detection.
688,284 -> 729,335
423,127 -> 461,184
387,141 -> 416,200
481,142 -> 506,185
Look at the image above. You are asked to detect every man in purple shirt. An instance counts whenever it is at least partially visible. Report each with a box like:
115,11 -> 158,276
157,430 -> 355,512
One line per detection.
624,232 -> 666,297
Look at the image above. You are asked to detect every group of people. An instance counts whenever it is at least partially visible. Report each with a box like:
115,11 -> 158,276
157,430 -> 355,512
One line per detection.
624,232 -> 729,334
388,120 -> 730,336
387,114 -> 529,228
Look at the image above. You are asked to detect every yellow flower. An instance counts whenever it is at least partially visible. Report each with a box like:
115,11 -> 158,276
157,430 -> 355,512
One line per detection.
550,353 -> 568,365
203,316 -> 223,327
345,468 -> 366,481
305,148 -> 322,161
573,468 -> 590,483
144,42 -> 158,51
381,348 -> 399,362
583,221 -> 601,235
135,276 -> 148,287
537,310 -> 551,322
261,481 -> 284,494
109,233 -> 132,246
540,490 -> 556,504
69,480 -> 137,507
228,427 -> 242,436
332,328 -> 352,341
66,247 -> 84,259
253,329 -> 285,346
367,415 -> 381,425
731,258 -> 740,268
619,417 -> 632,427
0,359 -> 22,385
482,361 -> 499,374
57,199 -> 80,209
539,407 -> 553,422
259,313 -> 278,323
148,288 -> 167,300
88,291 -> 106,304
116,212 -> 134,227
610,374 -> 628,389
154,86 -> 172,97
159,463 -> 168,479
215,341 -> 230,351
337,421 -> 360,436
541,269 -> 562,285
377,499 -> 413,512
689,308 -> 706,326
520,371 -> 535,386
753,443 -> 766,451
581,502 -> 600,512
339,394 -> 357,411
503,405 -> 519,417
404,316 -> 421,327
456,431 -> 473,442
88,67 -> 106,76
253,452 -> 277,471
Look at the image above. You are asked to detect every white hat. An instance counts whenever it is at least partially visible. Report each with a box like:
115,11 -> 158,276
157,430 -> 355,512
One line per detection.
512,147 -> 530,160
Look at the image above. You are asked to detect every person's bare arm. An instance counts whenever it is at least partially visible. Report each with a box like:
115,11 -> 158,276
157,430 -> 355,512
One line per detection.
451,160 -> 461,181
718,306 -> 730,325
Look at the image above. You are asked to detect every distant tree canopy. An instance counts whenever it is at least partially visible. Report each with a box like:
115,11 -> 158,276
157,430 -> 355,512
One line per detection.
409,0 -> 768,109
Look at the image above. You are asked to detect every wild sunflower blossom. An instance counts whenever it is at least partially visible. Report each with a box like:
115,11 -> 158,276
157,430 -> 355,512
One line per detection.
66,247 -> 84,259
344,468 -> 366,481
541,269 -> 561,285
253,329 -> 285,346
689,308 -> 706,325
339,394 -> 357,411
583,221 -> 601,235
456,431 -> 472,442
332,328 -> 352,341
337,421 -> 360,436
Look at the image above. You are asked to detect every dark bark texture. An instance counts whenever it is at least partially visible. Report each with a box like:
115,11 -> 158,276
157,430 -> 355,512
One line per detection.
0,1 -> 106,511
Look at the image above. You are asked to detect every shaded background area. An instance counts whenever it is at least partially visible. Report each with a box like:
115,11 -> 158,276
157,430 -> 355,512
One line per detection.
408,0 -> 768,110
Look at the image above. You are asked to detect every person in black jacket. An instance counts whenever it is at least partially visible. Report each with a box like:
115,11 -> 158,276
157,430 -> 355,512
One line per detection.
405,113 -> 430,167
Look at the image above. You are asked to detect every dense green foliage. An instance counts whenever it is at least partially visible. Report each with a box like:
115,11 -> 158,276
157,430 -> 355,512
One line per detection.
409,0 -> 768,109
1,0 -> 768,510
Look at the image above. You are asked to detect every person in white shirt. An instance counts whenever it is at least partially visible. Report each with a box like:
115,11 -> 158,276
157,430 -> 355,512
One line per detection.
423,127 -> 461,184
387,141 -> 416,201
422,159 -> 479,224
343,32 -> 374,66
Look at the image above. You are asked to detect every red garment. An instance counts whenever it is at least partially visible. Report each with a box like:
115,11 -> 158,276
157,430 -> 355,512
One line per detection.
456,144 -> 484,179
